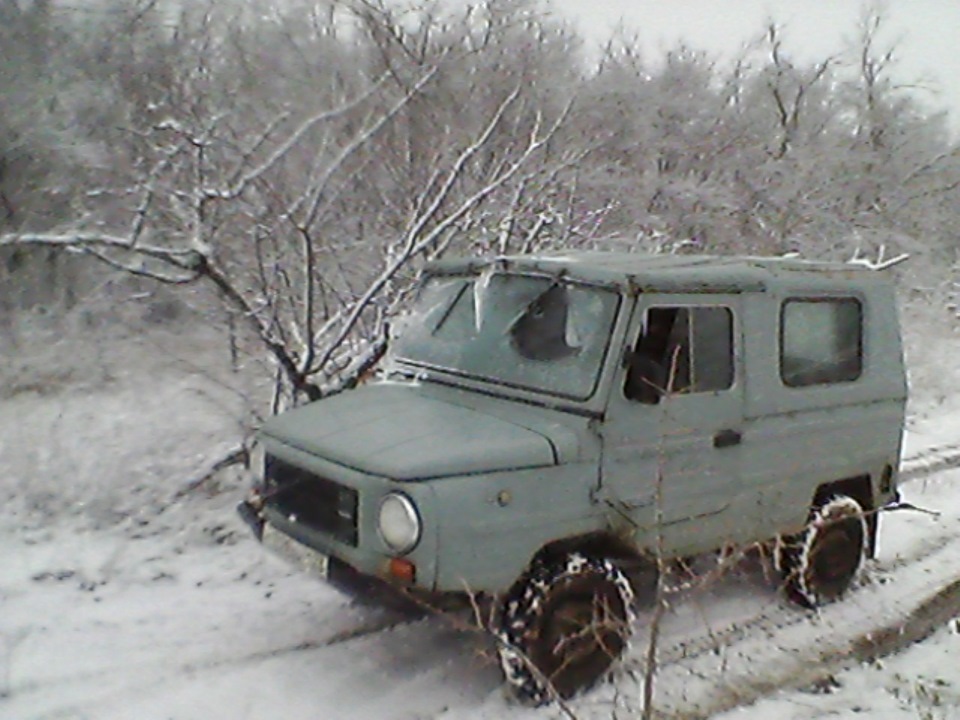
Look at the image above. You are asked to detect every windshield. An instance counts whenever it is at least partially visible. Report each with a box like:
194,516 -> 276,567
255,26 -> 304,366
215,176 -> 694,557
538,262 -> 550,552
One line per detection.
392,272 -> 620,400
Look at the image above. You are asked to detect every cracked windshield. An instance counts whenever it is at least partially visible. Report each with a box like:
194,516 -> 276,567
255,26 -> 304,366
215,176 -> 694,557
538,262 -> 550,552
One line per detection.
393,273 -> 620,399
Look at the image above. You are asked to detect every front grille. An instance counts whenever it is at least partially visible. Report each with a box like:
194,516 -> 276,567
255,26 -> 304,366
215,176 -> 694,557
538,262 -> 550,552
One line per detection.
264,454 -> 359,547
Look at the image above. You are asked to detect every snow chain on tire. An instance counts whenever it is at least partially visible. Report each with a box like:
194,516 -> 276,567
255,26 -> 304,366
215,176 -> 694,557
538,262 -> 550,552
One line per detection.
496,552 -> 636,705
778,495 -> 867,608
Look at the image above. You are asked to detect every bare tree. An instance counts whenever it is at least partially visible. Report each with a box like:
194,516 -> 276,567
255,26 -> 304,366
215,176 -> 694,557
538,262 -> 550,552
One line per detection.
4,0 -> 958,401
1,0 -> 586,408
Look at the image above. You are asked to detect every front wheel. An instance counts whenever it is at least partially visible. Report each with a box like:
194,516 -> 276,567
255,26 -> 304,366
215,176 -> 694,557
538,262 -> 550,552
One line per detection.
778,495 -> 867,608
496,553 -> 635,704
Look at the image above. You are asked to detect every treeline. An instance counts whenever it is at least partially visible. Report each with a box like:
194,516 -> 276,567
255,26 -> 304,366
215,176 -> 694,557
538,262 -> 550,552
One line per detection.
1,0 -> 958,400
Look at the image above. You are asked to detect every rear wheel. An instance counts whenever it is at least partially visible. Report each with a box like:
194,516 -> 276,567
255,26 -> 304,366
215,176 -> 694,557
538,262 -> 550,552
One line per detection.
496,553 -> 635,704
778,495 -> 867,608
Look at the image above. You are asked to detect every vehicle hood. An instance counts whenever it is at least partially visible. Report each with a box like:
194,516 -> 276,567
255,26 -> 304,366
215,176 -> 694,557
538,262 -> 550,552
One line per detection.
260,383 -> 566,480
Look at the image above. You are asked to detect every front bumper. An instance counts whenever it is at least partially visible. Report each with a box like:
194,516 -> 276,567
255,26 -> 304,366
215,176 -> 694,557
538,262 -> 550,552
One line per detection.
236,498 -> 463,611
237,498 -> 266,540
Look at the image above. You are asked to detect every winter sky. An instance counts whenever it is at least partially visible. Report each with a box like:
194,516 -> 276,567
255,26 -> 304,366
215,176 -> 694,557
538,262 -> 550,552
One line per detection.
547,0 -> 960,134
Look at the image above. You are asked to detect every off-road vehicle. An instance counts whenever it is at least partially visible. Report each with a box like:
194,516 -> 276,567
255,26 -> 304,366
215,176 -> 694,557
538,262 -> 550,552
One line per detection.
239,252 -> 907,703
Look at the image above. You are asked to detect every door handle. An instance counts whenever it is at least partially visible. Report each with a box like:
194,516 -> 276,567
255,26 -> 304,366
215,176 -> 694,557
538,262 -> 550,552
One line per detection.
713,429 -> 742,448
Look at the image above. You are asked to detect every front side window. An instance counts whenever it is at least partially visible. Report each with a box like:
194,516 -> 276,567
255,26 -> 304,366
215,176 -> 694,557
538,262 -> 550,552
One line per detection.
392,273 -> 620,400
624,306 -> 734,404
780,298 -> 862,387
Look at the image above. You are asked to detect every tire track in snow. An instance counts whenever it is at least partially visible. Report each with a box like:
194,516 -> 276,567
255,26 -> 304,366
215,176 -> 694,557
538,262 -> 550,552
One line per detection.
2,610 -> 448,720
653,518 -> 960,672
4,607 -> 426,703
654,533 -> 960,719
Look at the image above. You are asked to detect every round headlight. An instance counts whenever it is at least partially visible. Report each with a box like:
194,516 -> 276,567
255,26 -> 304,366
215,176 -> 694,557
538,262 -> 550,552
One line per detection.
378,493 -> 421,555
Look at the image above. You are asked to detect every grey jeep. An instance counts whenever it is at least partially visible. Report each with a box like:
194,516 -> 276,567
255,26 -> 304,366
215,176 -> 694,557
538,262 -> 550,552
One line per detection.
239,252 -> 907,702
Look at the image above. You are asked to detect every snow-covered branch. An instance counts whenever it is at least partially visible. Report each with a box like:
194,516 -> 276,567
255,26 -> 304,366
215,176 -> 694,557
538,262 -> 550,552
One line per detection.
848,245 -> 910,270
307,89 -> 568,377
205,73 -> 393,203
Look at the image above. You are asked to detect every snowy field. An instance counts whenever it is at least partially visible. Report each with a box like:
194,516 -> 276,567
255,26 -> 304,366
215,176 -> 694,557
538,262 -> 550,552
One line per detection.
2,326 -> 960,720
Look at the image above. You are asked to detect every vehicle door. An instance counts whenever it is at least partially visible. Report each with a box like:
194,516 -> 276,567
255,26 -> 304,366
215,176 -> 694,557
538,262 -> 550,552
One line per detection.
600,295 -> 754,556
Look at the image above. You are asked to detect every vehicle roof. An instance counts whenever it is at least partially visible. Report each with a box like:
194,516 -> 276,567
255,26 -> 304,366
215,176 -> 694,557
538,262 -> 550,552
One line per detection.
426,251 -> 888,293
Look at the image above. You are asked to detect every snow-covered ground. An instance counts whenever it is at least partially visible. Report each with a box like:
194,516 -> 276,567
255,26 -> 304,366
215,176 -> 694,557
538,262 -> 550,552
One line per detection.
717,622 -> 960,719
1,328 -> 959,720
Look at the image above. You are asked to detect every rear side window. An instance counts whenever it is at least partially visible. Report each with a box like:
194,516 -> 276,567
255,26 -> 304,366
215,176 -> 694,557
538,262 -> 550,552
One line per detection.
780,298 -> 862,387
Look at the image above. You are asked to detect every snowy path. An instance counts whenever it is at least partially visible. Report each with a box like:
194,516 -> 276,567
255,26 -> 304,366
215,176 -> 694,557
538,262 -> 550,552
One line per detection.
0,511 -> 508,720
2,463 -> 958,720
1,378 -> 959,720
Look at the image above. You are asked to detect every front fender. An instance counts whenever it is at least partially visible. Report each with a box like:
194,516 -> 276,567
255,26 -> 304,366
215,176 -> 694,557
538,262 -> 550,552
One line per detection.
430,462 -> 605,594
